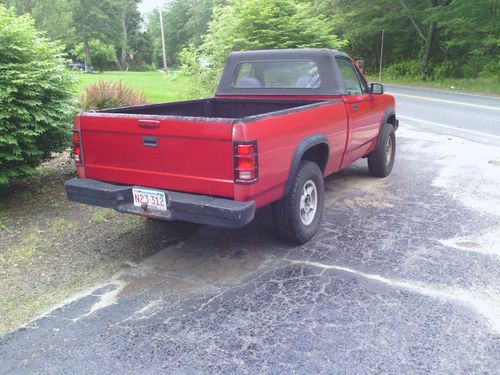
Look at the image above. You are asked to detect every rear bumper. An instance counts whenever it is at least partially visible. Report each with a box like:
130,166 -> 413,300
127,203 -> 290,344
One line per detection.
64,178 -> 255,229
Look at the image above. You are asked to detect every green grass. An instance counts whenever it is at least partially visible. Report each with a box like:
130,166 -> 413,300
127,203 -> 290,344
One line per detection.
76,72 -> 500,101
366,75 -> 500,96
75,71 -> 199,103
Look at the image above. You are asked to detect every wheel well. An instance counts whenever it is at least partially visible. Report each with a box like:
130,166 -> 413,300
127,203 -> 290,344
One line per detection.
301,143 -> 329,173
387,114 -> 396,127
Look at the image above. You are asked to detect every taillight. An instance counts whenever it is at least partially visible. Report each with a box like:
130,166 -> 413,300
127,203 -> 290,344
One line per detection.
72,130 -> 83,164
234,140 -> 258,184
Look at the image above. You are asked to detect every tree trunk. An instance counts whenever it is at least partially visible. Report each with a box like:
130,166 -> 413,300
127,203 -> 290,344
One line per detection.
114,56 -> 122,71
83,39 -> 91,72
421,22 -> 436,79
120,12 -> 128,71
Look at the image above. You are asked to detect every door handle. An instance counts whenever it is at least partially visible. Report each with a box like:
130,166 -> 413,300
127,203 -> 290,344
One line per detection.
138,120 -> 160,129
352,104 -> 359,111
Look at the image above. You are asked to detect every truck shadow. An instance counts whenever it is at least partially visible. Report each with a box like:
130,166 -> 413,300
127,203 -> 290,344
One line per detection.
128,161 -> 374,296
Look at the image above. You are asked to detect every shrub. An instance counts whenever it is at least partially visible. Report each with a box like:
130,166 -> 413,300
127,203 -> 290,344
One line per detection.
79,80 -> 147,110
73,39 -> 116,72
178,45 -> 220,98
129,62 -> 154,72
479,60 -> 500,79
431,61 -> 459,80
384,60 -> 421,79
0,5 -> 76,186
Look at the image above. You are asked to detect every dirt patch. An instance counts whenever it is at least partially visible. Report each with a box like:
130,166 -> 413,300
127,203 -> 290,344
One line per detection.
0,153 -> 196,334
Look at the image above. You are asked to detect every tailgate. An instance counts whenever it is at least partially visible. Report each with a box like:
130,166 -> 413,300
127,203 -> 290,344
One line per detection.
79,114 -> 234,197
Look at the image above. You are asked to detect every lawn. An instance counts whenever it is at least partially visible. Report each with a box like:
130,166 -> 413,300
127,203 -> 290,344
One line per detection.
75,71 -> 200,103
76,71 -> 500,102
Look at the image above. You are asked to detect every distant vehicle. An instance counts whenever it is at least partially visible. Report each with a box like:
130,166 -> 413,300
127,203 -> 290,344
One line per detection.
68,62 -> 91,73
65,49 -> 398,244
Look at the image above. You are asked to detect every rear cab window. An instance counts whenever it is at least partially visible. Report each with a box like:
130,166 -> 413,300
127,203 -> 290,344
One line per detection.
232,61 -> 321,89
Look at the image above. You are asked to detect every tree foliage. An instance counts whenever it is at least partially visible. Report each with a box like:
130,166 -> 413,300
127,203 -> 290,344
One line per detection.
311,0 -> 499,78
0,5 -> 75,185
73,40 -> 116,72
0,0 -> 497,79
147,0 -> 224,67
201,0 -> 346,68
176,0 -> 346,96
1,0 -> 152,70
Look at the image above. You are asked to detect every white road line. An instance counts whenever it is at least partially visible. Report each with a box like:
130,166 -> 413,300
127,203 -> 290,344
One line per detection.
392,92 -> 500,111
399,115 -> 500,140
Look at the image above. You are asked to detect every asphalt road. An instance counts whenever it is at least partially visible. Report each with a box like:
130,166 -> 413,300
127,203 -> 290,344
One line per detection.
1,87 -> 500,374
386,85 -> 500,146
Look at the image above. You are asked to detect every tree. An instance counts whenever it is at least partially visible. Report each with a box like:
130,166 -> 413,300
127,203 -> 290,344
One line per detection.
312,0 -> 498,78
146,0 -> 224,67
73,39 -> 116,71
120,0 -> 144,70
0,0 -> 77,50
88,39 -> 116,71
431,0 -> 499,77
399,0 -> 451,78
178,0 -> 346,97
0,5 -> 75,185
31,0 -> 76,50
201,0 -> 347,69
309,0 -> 418,72
72,0 -> 127,69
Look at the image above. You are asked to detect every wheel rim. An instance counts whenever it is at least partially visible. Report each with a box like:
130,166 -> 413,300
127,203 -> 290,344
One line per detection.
300,180 -> 317,226
385,136 -> 393,166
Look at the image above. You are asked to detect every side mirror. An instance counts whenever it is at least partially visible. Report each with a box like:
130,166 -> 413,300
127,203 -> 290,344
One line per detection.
370,83 -> 384,95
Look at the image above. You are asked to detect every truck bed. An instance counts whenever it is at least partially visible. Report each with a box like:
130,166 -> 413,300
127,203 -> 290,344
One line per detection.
76,98 -> 337,200
100,98 -> 325,120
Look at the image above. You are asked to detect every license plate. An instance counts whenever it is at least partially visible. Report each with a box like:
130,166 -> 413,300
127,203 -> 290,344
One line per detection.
132,188 -> 167,211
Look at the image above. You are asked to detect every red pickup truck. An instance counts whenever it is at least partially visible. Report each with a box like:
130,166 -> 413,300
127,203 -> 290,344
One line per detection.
65,49 -> 397,244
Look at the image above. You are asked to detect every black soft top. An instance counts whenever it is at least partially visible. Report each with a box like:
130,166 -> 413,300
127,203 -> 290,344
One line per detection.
216,48 -> 351,96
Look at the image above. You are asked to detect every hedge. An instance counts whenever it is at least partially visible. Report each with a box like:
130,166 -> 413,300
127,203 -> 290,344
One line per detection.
0,5 -> 76,186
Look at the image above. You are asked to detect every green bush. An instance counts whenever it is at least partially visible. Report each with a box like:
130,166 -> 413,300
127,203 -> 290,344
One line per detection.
178,45 -> 221,98
129,62 -> 154,72
73,39 -> 116,72
79,80 -> 147,110
479,60 -> 500,79
0,5 -> 76,186
384,60 -> 421,79
431,61 -> 460,80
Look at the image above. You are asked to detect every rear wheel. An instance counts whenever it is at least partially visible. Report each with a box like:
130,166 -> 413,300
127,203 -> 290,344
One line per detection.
368,123 -> 396,177
272,161 -> 324,244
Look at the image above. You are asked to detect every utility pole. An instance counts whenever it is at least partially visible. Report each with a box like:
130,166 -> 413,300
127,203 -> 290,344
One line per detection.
379,29 -> 384,82
159,3 -> 168,74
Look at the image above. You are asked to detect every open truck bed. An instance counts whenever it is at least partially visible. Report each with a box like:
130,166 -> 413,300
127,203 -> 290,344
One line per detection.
101,97 -> 325,119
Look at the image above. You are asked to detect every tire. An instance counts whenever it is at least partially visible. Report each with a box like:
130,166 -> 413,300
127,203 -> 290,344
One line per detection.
272,161 -> 324,244
367,123 -> 396,177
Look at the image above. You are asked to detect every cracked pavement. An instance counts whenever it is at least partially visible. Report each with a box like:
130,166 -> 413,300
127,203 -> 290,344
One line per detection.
1,125 -> 499,374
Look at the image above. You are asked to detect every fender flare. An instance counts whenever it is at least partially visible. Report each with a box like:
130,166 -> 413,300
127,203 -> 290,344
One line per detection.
284,135 -> 329,196
374,108 -> 397,150
380,108 -> 397,131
